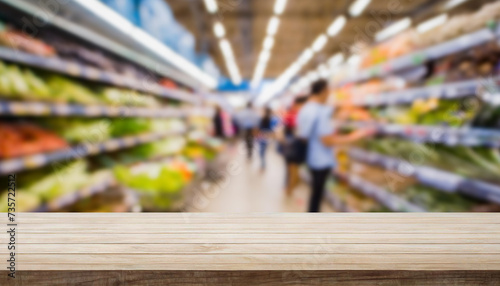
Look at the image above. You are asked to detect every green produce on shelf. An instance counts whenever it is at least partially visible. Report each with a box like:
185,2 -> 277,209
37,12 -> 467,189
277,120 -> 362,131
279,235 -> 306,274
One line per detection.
359,139 -> 500,184
403,184 -> 475,212
99,88 -> 160,107
18,160 -> 90,202
183,142 -> 216,160
110,118 -> 151,137
113,159 -> 194,211
45,74 -> 100,104
0,190 -> 40,212
38,118 -> 111,144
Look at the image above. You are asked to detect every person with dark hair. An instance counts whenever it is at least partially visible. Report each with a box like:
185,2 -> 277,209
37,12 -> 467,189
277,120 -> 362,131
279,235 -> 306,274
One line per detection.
297,79 -> 373,212
282,96 -> 308,195
213,105 -> 225,139
236,102 -> 260,160
257,107 -> 278,170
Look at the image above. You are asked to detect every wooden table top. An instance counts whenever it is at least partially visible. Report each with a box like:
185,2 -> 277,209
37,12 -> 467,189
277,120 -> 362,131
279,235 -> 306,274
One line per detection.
3,213 -> 500,271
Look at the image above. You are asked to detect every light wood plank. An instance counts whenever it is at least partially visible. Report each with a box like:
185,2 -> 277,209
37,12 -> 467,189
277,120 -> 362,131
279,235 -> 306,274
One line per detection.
1,213 -> 499,271
3,243 -> 500,254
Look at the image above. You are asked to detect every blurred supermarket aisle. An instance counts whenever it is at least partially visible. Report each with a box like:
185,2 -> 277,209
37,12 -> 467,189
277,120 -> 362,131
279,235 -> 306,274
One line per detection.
200,142 -> 334,213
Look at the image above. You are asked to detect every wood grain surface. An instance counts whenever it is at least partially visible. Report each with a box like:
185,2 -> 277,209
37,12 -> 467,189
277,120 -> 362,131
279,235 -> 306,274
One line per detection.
2,271 -> 500,286
1,213 -> 499,271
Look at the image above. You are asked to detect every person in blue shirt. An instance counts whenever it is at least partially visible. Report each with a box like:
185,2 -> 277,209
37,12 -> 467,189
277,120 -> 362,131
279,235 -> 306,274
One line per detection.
297,80 -> 373,212
236,102 -> 260,160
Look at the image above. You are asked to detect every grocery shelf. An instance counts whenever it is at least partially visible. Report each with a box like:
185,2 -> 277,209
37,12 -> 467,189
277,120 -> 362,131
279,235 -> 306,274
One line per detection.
34,177 -> 116,212
339,122 -> 500,148
0,100 -> 213,118
0,129 -> 186,175
345,77 -> 497,107
334,171 -> 425,212
1,0 -> 204,89
348,148 -> 500,205
325,192 -> 356,212
0,47 -> 196,103
337,25 -> 500,86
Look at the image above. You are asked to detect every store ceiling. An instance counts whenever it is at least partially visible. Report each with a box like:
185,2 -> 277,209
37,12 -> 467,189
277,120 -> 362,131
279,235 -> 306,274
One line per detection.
166,0 -> 495,81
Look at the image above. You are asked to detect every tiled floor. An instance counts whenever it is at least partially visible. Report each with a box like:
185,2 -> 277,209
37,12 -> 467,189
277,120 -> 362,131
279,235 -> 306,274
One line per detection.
200,142 -> 334,213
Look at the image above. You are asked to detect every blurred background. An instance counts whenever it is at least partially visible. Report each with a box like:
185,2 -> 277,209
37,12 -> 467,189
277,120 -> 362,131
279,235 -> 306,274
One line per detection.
0,0 -> 499,213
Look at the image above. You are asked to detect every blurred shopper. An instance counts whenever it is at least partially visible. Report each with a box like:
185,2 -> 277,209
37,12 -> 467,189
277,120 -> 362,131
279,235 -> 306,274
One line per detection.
281,96 -> 308,195
297,80 -> 373,212
213,105 -> 225,139
236,102 -> 260,160
257,107 -> 278,170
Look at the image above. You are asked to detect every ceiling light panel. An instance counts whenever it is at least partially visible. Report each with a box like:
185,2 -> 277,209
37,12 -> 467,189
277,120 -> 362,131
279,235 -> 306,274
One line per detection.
375,17 -> 412,42
203,0 -> 218,13
274,0 -> 288,15
349,0 -> 372,17
417,14 -> 448,33
263,36 -> 275,50
312,34 -> 328,52
267,17 -> 280,36
213,22 -> 225,38
327,16 -> 347,37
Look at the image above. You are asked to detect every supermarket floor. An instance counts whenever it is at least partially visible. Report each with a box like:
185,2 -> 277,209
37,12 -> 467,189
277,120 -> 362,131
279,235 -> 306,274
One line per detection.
194,141 -> 334,213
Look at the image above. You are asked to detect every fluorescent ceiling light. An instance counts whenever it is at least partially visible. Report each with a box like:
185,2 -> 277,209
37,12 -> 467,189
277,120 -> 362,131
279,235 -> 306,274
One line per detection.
375,17 -> 412,42
327,16 -> 347,37
297,49 -> 314,66
219,39 -> 242,85
349,0 -> 371,17
328,53 -> 344,67
307,71 -> 320,82
73,0 -> 217,88
318,64 -> 330,78
263,36 -> 275,50
417,14 -> 448,34
219,39 -> 232,59
274,0 -> 288,15
347,54 -> 361,66
259,50 -> 271,63
251,62 -> 267,88
312,34 -> 328,52
445,0 -> 469,10
267,17 -> 280,35
203,0 -> 218,13
213,22 -> 225,38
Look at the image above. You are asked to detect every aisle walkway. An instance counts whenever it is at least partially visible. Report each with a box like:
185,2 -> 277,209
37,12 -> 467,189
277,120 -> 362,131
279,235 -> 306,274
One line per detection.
201,142 -> 334,213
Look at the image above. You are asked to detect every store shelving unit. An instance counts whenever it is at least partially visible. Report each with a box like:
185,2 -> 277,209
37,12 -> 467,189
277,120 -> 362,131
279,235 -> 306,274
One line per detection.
325,192 -> 356,212
333,171 -> 426,212
348,148 -> 500,205
34,177 -> 116,212
0,128 -> 186,175
0,47 -> 197,103
329,19 -> 500,213
337,24 -> 500,87
343,77 -> 500,107
0,100 -> 214,118
338,122 -> 500,148
0,1 -> 223,213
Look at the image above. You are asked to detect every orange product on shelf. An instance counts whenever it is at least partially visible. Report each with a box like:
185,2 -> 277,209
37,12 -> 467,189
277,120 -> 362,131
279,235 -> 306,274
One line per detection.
160,79 -> 178,89
0,29 -> 56,57
0,123 -> 68,159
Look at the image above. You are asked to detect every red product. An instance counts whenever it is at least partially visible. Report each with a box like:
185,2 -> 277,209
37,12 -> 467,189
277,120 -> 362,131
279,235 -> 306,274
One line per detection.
0,29 -> 56,57
160,79 -> 178,89
0,123 -> 68,159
